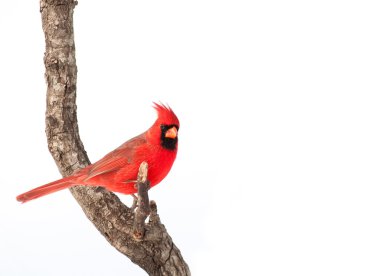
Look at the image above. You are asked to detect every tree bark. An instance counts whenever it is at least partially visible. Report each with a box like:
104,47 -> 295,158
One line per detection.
40,0 -> 190,275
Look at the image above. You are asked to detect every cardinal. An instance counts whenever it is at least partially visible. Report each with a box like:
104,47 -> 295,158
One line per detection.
16,103 -> 179,203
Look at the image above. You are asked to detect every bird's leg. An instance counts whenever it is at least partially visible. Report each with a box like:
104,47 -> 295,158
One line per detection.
131,178 -> 150,212
130,180 -> 150,211
130,194 -> 138,211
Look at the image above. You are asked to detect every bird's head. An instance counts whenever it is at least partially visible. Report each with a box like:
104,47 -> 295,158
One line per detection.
148,103 -> 179,150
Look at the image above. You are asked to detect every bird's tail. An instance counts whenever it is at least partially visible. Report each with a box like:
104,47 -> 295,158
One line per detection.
16,176 -> 77,203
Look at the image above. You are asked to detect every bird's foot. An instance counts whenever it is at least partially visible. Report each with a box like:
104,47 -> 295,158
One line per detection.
130,194 -> 138,211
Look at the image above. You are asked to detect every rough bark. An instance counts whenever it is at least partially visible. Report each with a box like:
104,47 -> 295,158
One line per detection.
40,0 -> 190,275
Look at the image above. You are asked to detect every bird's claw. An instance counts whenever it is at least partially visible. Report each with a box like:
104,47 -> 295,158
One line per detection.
130,194 -> 138,211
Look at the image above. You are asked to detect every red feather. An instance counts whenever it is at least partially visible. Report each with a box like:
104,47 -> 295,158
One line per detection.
16,103 -> 179,203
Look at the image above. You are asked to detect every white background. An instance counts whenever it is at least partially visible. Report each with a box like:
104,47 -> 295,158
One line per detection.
1,1 -> 380,275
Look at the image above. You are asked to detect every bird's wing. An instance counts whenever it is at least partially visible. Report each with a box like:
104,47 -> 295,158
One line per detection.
84,134 -> 146,182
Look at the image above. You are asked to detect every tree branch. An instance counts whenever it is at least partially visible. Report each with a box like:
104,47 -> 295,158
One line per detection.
40,0 -> 190,275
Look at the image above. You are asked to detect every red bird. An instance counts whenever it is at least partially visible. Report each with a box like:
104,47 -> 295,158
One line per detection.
16,103 -> 179,203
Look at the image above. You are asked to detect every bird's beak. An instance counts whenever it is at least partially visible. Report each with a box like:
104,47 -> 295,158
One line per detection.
165,126 -> 178,139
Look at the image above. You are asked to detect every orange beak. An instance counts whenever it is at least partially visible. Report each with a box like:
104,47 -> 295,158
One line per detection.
165,126 -> 178,139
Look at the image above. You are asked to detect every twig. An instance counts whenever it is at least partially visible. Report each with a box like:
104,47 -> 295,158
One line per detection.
133,162 -> 151,240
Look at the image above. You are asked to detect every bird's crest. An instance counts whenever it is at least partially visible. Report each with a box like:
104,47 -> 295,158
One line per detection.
153,102 -> 180,127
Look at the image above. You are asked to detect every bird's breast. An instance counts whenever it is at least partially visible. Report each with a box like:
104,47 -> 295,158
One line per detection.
145,146 -> 177,187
